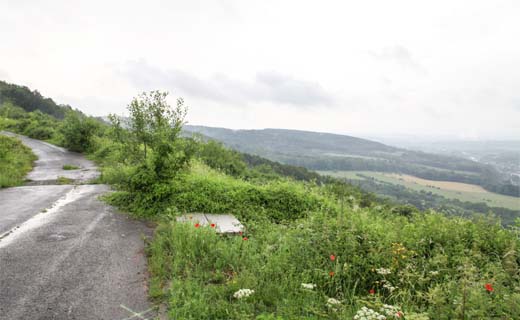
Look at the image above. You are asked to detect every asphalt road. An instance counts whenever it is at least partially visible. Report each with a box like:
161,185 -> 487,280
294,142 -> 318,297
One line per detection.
1,132 -> 99,184
0,134 -> 155,320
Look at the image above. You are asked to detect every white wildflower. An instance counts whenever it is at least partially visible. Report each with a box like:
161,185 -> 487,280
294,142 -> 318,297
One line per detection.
326,298 -> 342,312
376,267 -> 391,275
354,306 -> 387,320
233,288 -> 255,299
383,282 -> 397,292
429,271 -> 439,276
327,298 -> 341,306
380,304 -> 403,318
301,283 -> 316,290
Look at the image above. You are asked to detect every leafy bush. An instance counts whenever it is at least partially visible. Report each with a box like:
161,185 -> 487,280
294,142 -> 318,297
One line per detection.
0,117 -> 17,131
24,124 -> 55,140
59,112 -> 101,152
195,139 -> 247,177
107,162 -> 330,221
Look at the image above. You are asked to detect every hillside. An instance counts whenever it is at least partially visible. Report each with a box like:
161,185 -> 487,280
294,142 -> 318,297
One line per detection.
0,80 -> 73,118
185,125 -> 398,155
183,125 -> 520,198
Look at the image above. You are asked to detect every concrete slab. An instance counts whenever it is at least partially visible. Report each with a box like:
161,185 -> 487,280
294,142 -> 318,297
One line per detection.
176,213 -> 209,225
205,214 -> 244,234
177,213 -> 244,234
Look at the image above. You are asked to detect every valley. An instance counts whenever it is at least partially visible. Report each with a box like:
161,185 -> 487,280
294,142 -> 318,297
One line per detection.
319,170 -> 520,210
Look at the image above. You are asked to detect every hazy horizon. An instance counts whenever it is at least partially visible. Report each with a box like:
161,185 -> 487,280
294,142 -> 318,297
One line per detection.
1,0 -> 519,140
184,123 -> 520,143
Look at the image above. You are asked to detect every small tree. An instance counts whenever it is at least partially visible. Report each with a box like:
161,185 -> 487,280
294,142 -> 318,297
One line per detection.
127,95 -> 151,160
107,113 -> 125,143
126,91 -> 189,180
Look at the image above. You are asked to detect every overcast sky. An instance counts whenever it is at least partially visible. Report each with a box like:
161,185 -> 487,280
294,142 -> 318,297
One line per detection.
1,0 -> 519,140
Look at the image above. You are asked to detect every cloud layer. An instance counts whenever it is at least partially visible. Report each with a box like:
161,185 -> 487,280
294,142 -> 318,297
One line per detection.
1,0 -> 519,139
118,60 -> 335,108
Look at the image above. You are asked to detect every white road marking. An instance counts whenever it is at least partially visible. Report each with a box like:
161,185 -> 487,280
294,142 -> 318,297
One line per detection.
120,304 -> 154,320
0,185 -> 95,248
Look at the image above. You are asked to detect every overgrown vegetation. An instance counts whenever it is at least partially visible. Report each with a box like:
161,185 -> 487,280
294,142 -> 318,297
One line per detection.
0,134 -> 36,187
149,207 -> 520,319
1,87 -> 519,319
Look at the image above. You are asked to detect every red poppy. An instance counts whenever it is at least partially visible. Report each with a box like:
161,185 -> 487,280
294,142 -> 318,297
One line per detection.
194,223 -> 200,228
485,283 -> 493,292
329,271 -> 335,277
369,289 -> 375,295
330,254 -> 336,261
243,237 -> 248,241
210,223 -> 216,228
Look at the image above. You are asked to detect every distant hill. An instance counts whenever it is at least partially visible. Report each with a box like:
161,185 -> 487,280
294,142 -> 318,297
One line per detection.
185,125 -> 398,156
184,125 -> 519,197
0,80 -> 72,118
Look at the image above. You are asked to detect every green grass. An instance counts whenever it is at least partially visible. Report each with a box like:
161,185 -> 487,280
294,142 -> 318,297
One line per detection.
0,135 -> 37,187
106,162 -> 332,222
56,176 -> 73,184
320,170 -> 520,210
62,164 -> 80,170
145,165 -> 520,319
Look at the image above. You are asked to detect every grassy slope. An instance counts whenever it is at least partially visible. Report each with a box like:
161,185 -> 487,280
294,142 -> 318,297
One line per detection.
320,170 -> 520,210
0,134 -> 36,187
144,164 -> 520,319
90,133 -> 520,318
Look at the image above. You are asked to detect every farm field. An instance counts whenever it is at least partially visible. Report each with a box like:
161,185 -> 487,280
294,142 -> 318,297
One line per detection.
319,170 -> 520,210
385,173 -> 486,192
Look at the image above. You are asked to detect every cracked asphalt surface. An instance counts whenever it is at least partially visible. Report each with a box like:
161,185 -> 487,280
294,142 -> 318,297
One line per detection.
0,134 -> 155,320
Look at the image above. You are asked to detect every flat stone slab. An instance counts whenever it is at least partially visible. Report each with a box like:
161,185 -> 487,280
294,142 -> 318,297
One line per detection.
177,213 -> 244,234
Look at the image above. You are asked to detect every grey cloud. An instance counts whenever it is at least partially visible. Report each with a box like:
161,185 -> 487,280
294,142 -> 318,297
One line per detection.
117,60 -> 335,108
369,45 -> 428,75
255,72 -> 334,106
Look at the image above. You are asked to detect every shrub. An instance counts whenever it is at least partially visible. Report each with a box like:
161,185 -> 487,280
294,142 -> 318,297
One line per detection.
24,125 -> 55,140
0,135 -> 36,187
107,163 -> 330,221
59,112 -> 100,152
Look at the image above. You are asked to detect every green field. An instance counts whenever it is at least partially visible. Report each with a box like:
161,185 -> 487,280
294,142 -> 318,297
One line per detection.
319,170 -> 520,210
